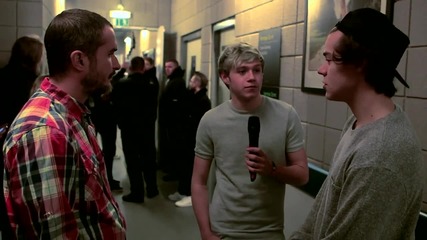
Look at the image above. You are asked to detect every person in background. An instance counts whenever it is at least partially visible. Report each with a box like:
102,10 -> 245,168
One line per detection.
113,56 -> 160,203
2,9 -> 126,239
29,74 -> 49,97
0,35 -> 44,239
88,87 -> 122,191
174,71 -> 211,207
158,59 -> 187,183
143,56 -> 157,80
191,42 -> 309,240
0,35 -> 44,130
290,8 -> 424,239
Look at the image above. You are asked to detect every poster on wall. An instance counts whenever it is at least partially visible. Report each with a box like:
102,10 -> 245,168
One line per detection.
302,0 -> 392,94
259,27 -> 281,99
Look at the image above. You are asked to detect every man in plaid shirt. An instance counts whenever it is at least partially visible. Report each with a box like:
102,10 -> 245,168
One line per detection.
2,9 -> 126,239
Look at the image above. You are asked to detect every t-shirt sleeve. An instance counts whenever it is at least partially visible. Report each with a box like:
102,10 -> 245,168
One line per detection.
286,107 -> 305,152
194,113 -> 214,160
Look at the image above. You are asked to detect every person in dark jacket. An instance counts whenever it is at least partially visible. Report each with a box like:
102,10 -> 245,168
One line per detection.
174,71 -> 211,207
0,35 -> 43,239
158,59 -> 187,181
89,89 -> 122,191
113,56 -> 159,203
143,57 -> 157,82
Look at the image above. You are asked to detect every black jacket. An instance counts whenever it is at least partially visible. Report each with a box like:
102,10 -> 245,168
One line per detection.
112,71 -> 159,129
185,87 -> 211,145
0,65 -> 37,127
158,66 -> 187,126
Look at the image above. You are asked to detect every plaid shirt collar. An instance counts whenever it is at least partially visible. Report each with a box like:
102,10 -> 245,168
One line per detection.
40,77 -> 90,123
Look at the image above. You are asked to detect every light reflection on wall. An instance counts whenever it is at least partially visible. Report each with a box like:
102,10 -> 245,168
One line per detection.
140,30 -> 149,53
54,0 -> 65,15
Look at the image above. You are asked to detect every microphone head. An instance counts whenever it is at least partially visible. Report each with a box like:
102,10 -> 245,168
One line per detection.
248,116 -> 260,133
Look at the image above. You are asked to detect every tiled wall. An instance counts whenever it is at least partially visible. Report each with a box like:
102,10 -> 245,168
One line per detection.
0,0 -> 58,69
168,0 -> 427,211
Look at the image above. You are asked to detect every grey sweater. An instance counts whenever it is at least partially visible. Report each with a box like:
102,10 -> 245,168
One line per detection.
290,105 -> 424,240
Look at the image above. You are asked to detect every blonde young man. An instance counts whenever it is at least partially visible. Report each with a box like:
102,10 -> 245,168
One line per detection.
191,42 -> 309,240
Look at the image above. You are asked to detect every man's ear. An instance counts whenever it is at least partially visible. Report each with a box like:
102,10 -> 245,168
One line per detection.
70,50 -> 88,71
219,71 -> 230,85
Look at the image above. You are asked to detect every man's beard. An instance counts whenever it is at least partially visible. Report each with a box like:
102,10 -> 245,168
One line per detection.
82,71 -> 112,97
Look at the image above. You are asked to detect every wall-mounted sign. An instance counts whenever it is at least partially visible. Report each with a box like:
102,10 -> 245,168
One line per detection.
259,27 -> 281,88
114,18 -> 129,27
261,86 -> 279,99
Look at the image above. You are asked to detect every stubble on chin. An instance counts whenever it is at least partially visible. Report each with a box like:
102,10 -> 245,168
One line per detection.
83,77 -> 112,97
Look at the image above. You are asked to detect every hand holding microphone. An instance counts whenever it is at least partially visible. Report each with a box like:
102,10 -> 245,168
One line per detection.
247,116 -> 260,182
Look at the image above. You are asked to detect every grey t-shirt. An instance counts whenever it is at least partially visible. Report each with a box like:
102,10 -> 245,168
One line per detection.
195,96 -> 305,239
291,105 -> 424,240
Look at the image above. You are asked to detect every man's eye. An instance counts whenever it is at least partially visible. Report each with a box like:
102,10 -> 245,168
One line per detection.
333,57 -> 343,62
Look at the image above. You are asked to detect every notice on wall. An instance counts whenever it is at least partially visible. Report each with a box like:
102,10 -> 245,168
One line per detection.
259,27 -> 281,99
261,86 -> 280,100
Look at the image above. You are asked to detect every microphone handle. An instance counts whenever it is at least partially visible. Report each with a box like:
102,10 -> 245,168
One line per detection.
250,171 -> 256,182
249,134 -> 258,182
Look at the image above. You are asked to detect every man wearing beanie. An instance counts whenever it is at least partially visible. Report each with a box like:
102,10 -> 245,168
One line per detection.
290,8 -> 423,240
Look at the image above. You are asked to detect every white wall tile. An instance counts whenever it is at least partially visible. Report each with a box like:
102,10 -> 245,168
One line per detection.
407,47 -> 427,98
410,0 -> 427,46
282,0 -> 297,25
17,26 -> 43,38
280,56 -> 294,87
294,56 -> 303,87
297,0 -> 305,22
0,26 -> 17,51
295,23 -> 304,55
235,0 -> 270,13
307,94 -> 326,125
325,100 -> 348,129
279,87 -> 293,105
306,123 -> 325,161
0,1 -> 17,26
281,25 -> 296,56
405,98 -> 427,150
17,1 -> 42,27
294,90 -> 308,122
393,0 -> 410,36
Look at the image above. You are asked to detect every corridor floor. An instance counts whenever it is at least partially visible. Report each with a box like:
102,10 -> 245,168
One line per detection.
108,130 -> 201,240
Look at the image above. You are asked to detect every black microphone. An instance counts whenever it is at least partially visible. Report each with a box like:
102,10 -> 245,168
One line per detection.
248,116 -> 260,182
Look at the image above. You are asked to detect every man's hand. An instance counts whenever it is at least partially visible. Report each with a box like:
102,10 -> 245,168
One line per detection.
245,147 -> 274,176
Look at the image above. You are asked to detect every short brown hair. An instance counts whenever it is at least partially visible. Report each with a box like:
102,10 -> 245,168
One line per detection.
44,9 -> 112,77
130,56 -> 145,71
192,71 -> 208,89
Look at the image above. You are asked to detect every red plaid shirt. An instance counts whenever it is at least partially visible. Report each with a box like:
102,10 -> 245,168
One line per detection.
3,78 -> 126,239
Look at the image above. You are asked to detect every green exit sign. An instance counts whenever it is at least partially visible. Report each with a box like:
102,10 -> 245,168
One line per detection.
115,18 -> 129,27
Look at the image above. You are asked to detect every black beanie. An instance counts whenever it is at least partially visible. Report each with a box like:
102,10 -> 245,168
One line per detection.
335,8 -> 410,88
